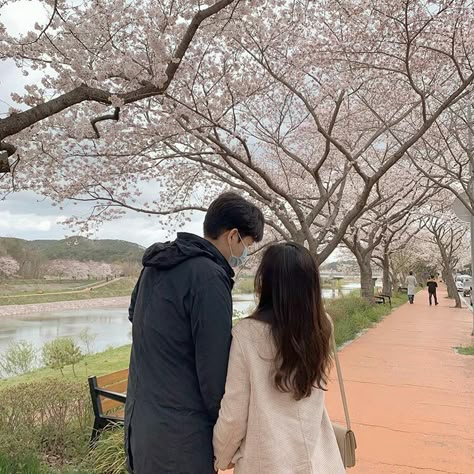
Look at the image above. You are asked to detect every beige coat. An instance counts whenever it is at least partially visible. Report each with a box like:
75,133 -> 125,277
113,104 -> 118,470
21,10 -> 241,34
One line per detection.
213,318 -> 345,474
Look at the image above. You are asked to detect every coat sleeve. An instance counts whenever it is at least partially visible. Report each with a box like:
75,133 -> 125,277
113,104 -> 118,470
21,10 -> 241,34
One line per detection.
128,269 -> 144,323
190,274 -> 233,423
213,330 -> 250,471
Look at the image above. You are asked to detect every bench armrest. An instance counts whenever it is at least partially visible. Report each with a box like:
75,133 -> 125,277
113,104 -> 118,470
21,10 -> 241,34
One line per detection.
96,388 -> 127,404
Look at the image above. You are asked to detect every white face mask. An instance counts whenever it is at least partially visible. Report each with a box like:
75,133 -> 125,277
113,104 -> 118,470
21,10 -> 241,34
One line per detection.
228,232 -> 249,268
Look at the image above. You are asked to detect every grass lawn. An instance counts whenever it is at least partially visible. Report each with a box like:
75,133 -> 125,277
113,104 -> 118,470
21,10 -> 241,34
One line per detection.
457,344 -> 474,356
0,344 -> 131,390
0,278 -> 136,306
0,279 -> 92,295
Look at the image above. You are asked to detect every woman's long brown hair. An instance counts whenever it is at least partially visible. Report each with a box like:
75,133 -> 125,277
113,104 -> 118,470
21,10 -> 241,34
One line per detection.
252,242 -> 332,400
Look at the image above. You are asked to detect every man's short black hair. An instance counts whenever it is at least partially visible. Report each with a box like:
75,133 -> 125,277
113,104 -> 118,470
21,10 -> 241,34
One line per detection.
204,192 -> 264,241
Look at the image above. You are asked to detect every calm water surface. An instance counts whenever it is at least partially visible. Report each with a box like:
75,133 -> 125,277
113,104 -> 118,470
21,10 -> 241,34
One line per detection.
0,286 -> 362,356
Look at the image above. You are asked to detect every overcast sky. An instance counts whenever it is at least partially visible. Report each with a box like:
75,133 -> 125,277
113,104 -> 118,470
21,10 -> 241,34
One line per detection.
0,1 -> 205,247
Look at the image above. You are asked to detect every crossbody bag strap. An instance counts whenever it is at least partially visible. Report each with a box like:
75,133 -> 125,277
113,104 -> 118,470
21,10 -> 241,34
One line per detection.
330,320 -> 352,431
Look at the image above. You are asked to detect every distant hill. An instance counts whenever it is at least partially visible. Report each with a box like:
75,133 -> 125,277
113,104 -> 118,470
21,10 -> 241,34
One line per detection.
0,236 -> 145,264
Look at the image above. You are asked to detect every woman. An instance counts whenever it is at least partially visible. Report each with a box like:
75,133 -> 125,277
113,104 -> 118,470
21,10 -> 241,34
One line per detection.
405,271 -> 418,304
213,243 -> 345,474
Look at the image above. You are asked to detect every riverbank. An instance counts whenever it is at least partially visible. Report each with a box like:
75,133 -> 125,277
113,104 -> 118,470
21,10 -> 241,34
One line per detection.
0,295 -> 130,318
0,278 -> 136,307
1,294 -> 405,388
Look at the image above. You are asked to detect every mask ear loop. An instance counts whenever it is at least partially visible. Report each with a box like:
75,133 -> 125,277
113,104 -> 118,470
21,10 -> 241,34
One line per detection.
233,239 -> 251,281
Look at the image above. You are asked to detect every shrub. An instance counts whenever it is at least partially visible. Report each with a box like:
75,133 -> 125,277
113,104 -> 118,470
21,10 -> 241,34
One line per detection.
0,340 -> 37,377
233,309 -> 245,320
42,338 -> 84,376
79,328 -> 97,355
0,378 -> 91,463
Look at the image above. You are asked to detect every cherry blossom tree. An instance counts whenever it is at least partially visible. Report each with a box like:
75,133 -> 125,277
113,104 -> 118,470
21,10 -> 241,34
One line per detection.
0,0 -> 240,163
2,1 -> 474,269
407,104 -> 473,211
372,219 -> 422,296
45,259 -> 113,279
342,164 -> 436,298
0,255 -> 20,278
388,243 -> 438,294
8,0 -> 473,261
421,208 -> 469,308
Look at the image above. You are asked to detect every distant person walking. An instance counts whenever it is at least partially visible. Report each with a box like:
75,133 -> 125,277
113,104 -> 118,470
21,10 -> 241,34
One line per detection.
427,275 -> 439,306
405,271 -> 418,304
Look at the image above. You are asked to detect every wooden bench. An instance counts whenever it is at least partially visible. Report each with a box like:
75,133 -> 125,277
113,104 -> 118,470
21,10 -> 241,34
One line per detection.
374,293 -> 392,307
88,368 -> 128,446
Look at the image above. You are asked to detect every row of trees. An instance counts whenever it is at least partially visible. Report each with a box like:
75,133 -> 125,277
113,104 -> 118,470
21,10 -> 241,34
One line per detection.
0,257 -> 140,280
0,1 -> 473,304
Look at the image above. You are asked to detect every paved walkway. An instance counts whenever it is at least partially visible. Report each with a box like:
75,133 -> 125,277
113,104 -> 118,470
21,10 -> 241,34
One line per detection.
325,287 -> 474,473
221,287 -> 474,473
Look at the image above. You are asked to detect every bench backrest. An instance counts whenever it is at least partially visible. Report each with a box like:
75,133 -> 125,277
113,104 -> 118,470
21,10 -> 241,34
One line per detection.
91,368 -> 129,415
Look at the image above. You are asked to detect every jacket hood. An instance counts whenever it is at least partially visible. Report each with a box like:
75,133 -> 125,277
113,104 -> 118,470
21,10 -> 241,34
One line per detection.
142,232 -> 234,277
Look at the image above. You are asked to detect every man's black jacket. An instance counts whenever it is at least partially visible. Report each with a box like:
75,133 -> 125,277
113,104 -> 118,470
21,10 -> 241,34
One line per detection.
124,233 -> 234,474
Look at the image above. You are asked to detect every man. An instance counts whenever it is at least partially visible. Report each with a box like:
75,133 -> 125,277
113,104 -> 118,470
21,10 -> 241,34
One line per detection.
405,271 -> 417,304
427,275 -> 439,306
124,192 -> 264,474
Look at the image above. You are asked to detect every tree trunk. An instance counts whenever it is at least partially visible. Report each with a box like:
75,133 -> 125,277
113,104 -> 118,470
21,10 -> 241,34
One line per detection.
438,244 -> 461,308
442,268 -> 461,307
445,271 -> 461,307
382,251 -> 392,296
359,258 -> 374,300
442,269 -> 452,297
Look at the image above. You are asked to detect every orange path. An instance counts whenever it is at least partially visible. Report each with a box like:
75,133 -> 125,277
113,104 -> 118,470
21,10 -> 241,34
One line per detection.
222,287 -> 474,473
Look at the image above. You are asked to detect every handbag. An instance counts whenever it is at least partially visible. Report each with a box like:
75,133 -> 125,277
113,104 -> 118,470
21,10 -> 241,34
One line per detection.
331,328 -> 357,468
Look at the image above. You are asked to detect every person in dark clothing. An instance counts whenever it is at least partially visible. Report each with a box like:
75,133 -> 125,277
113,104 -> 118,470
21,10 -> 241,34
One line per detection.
124,192 -> 264,474
427,275 -> 439,306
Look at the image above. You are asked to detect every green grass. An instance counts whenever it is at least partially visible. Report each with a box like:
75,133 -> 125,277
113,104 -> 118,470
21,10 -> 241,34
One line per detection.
0,345 -> 131,390
457,344 -> 474,356
0,451 -> 46,474
0,278 -> 136,306
326,293 -> 406,347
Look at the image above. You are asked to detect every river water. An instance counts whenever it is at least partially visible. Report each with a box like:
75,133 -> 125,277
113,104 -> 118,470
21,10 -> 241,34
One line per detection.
0,286 -> 361,357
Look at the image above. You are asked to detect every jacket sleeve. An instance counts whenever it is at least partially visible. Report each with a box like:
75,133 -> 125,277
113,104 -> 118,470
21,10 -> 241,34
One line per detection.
213,330 -> 250,471
190,274 -> 232,423
128,269 -> 143,323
